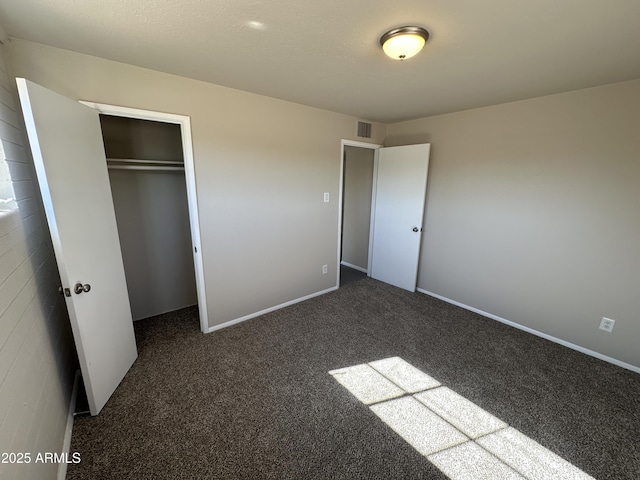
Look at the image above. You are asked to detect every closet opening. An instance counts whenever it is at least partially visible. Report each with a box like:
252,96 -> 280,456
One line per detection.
338,141 -> 379,287
97,113 -> 201,328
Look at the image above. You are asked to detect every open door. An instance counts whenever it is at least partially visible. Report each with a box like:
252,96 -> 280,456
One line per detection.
370,143 -> 430,291
17,78 -> 137,415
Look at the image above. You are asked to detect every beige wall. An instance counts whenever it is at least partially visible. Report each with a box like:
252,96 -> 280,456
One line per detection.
0,40 -> 76,479
386,80 -> 640,368
109,169 -> 197,320
5,37 -> 636,374
5,38 -> 386,328
341,146 -> 374,270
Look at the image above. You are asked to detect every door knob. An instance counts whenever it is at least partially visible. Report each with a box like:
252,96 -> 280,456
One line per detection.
412,227 -> 420,232
74,283 -> 91,294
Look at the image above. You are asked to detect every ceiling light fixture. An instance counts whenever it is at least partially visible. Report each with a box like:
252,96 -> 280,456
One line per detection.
380,26 -> 429,61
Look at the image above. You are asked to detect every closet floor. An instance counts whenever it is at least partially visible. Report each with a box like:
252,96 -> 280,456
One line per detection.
340,264 -> 367,286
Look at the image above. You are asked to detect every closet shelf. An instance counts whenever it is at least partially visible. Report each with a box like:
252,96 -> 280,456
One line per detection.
106,158 -> 185,172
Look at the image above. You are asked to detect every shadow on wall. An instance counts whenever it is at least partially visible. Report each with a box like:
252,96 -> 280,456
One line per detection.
384,133 -> 431,147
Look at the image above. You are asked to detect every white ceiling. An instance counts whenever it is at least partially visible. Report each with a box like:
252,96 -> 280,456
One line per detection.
1,0 -> 639,123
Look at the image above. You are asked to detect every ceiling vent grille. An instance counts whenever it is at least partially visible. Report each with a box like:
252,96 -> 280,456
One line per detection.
357,121 -> 372,139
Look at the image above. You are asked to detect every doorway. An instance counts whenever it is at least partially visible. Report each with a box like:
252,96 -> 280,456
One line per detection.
337,140 -> 380,287
337,140 -> 431,292
81,101 -> 209,332
99,114 -> 197,321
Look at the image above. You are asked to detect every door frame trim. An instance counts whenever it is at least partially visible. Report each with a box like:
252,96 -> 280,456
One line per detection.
80,101 -> 209,333
337,139 -> 382,288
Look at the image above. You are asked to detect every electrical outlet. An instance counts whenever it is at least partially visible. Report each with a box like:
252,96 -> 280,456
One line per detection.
322,264 -> 328,274
599,317 -> 615,333
324,192 -> 330,203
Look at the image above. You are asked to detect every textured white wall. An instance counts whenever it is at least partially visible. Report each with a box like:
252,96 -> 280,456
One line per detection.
0,41 -> 76,480
386,80 -> 640,368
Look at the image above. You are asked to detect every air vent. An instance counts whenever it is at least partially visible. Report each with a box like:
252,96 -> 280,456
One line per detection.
357,121 -> 372,138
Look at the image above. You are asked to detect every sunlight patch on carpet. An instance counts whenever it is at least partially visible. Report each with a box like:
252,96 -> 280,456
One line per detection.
330,357 -> 595,479
370,396 -> 467,455
429,441 -> 526,479
476,428 -> 595,480
369,356 -> 441,393
415,386 -> 507,438
328,364 -> 404,405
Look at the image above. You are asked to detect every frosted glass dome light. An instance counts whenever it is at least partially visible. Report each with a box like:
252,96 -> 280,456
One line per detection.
380,26 -> 430,60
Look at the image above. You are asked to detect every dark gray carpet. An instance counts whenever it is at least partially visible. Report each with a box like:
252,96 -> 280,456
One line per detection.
67,278 -> 640,479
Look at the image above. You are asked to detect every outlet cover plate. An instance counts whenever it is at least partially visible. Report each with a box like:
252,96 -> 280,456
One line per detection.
599,317 -> 615,333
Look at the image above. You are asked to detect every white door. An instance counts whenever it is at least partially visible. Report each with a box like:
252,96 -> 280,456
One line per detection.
17,78 -> 137,415
370,143 -> 430,291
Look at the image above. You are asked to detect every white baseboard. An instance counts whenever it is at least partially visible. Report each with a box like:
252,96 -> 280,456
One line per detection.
207,286 -> 338,333
417,288 -> 640,375
340,261 -> 368,274
58,369 -> 80,480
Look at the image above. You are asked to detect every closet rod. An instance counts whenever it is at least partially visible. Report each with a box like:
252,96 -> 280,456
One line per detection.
107,165 -> 185,172
107,158 -> 184,165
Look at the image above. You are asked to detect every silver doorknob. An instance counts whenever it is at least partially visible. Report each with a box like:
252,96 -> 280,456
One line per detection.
412,227 -> 420,232
74,283 -> 91,294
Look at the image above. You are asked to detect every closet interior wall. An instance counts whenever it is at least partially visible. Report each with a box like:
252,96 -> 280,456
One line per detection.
341,146 -> 375,271
99,115 -> 198,320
